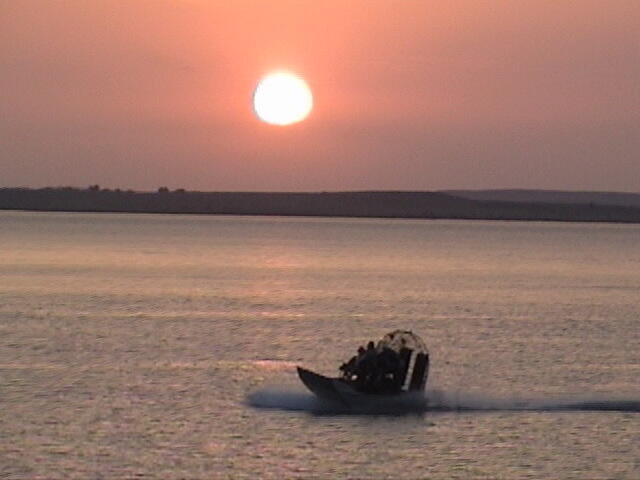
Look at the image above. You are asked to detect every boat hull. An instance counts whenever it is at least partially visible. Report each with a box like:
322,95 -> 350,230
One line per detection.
297,367 -> 419,409
296,367 -> 354,405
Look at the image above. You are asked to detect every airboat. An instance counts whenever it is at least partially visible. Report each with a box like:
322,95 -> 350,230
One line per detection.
297,330 -> 429,407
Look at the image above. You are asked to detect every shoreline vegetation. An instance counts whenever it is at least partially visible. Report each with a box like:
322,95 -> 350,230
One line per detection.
2,186 -> 640,224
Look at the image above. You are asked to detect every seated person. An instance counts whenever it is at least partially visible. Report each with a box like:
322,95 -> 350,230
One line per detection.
339,345 -> 367,380
372,347 -> 402,393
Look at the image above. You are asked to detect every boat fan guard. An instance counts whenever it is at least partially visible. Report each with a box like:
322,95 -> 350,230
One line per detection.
377,330 -> 428,356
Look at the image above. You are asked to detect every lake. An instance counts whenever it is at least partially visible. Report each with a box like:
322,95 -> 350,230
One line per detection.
1,211 -> 639,479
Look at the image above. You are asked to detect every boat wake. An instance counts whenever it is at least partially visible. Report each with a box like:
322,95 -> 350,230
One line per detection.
425,389 -> 640,414
246,386 -> 640,416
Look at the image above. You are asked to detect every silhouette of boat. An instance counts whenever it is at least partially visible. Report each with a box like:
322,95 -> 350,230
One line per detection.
297,330 -> 429,406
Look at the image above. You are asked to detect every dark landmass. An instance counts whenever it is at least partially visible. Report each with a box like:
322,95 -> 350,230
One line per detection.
2,187 -> 640,223
444,189 -> 640,209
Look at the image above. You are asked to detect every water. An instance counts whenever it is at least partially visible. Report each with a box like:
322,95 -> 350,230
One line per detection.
1,211 -> 639,479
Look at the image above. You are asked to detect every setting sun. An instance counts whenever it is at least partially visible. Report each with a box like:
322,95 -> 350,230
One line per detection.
252,72 -> 313,126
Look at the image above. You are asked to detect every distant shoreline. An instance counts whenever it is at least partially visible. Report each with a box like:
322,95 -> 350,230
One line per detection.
2,187 -> 640,224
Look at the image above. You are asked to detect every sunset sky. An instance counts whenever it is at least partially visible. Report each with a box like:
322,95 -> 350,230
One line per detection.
2,1 -> 639,192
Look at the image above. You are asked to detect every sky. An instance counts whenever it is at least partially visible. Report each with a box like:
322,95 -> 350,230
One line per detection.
1,1 -> 639,192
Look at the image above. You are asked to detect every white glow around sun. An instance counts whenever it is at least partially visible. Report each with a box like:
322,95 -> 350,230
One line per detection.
252,72 -> 313,126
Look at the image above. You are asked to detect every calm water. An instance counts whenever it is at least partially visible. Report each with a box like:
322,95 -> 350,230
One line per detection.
1,211 -> 639,479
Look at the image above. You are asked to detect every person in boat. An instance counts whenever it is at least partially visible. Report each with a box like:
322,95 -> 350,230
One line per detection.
339,345 -> 366,380
373,346 -> 402,393
340,342 -> 374,383
353,342 -> 378,391
340,340 -> 408,393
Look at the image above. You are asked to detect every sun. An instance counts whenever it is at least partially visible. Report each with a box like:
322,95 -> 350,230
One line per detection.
252,71 -> 313,126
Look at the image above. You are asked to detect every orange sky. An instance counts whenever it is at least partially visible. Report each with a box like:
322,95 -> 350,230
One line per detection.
1,1 -> 639,191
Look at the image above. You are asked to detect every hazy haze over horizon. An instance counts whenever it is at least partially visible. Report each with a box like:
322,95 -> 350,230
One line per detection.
2,1 -> 639,192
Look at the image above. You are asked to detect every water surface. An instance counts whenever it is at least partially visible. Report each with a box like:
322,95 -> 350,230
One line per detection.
1,211 -> 639,478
